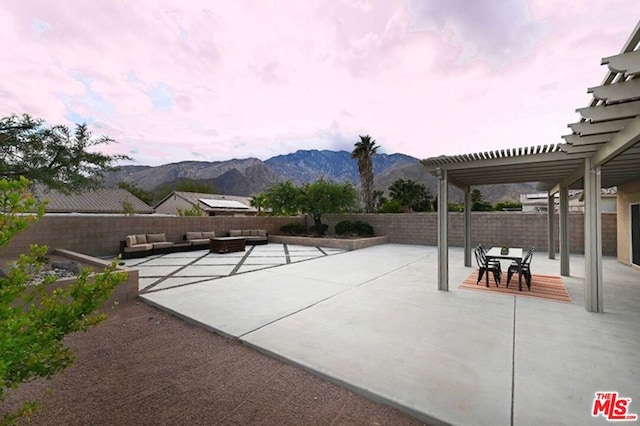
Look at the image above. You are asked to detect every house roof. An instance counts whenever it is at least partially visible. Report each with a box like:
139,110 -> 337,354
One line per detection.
156,191 -> 257,213
34,187 -> 155,214
422,22 -> 640,193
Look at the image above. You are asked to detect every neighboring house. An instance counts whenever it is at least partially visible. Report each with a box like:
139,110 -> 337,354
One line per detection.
33,187 -> 154,214
154,191 -> 258,216
520,188 -> 617,213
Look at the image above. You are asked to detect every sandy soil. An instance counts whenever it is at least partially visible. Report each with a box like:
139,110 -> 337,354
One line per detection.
1,301 -> 425,425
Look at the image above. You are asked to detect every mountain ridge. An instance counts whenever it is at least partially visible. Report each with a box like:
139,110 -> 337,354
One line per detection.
102,149 -> 534,202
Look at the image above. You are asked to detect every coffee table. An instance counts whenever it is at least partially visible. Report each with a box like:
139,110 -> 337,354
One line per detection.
209,237 -> 246,254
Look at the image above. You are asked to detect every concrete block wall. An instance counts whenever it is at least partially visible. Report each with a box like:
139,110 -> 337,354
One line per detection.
325,212 -> 617,256
2,214 -> 305,258
1,212 -> 617,258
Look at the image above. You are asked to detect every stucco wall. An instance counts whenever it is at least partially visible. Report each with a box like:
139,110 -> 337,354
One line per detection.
617,180 -> 640,265
0,212 -> 617,259
154,195 -> 195,215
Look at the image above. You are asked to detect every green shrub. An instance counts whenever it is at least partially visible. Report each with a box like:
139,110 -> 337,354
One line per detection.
280,223 -> 306,235
335,221 -> 354,235
377,199 -> 404,213
353,221 -> 374,236
309,223 -> 328,236
335,220 -> 374,237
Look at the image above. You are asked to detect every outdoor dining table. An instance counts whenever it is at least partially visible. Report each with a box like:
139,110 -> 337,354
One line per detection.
486,247 -> 525,291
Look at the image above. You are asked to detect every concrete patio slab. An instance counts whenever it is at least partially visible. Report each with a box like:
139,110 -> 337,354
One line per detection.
141,271 -> 356,338
136,243 -> 640,425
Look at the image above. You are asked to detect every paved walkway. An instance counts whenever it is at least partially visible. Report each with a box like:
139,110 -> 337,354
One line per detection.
132,244 -> 640,425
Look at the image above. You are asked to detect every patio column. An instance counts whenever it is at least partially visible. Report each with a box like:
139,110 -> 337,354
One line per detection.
547,192 -> 555,259
559,185 -> 570,276
464,187 -> 472,267
584,157 -> 603,313
436,168 -> 449,291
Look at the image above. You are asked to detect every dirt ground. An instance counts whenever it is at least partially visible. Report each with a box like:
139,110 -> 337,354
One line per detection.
2,301 -> 425,425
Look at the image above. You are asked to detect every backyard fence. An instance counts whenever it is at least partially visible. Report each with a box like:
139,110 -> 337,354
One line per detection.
0,212 -> 616,259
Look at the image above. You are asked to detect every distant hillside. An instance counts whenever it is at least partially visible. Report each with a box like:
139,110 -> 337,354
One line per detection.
264,150 -> 418,184
103,149 -> 536,202
375,163 -> 537,203
101,158 -> 281,196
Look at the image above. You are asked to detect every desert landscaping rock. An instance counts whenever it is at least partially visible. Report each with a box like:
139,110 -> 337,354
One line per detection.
0,302 -> 423,425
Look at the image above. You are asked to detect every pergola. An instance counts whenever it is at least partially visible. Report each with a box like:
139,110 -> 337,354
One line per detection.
422,22 -> 640,313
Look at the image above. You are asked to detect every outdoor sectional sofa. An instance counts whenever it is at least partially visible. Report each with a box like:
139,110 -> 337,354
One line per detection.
228,229 -> 269,245
119,230 -> 268,259
120,231 -> 216,259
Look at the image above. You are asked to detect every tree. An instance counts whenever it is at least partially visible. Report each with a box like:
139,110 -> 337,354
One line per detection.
471,189 -> 493,211
298,179 -> 357,235
351,135 -> 379,213
0,177 -> 127,423
117,182 -> 153,206
177,204 -> 204,216
0,114 -> 130,193
249,193 -> 267,215
387,178 -> 433,212
261,181 -> 301,216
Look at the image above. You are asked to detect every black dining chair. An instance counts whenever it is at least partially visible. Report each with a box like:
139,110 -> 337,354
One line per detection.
474,246 -> 501,287
507,248 -> 534,290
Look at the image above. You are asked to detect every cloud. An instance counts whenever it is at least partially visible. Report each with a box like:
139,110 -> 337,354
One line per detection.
407,0 -> 548,66
145,84 -> 175,111
0,0 -> 638,167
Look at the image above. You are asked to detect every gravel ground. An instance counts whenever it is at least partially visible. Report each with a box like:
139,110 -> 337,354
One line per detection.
1,301 -> 425,425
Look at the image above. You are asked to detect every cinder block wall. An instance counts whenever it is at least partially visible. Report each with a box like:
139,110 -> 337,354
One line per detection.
1,212 -> 617,258
2,215 -> 305,258
324,212 -> 617,256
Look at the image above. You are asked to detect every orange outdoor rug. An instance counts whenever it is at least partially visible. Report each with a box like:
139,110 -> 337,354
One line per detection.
459,270 -> 573,303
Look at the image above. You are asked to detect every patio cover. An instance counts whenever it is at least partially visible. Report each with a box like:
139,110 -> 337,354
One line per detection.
422,22 -> 640,313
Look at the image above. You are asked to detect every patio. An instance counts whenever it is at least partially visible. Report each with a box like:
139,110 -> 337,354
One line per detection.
137,243 -> 640,425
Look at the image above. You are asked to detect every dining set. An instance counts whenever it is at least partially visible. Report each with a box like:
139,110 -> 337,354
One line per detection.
473,245 -> 535,291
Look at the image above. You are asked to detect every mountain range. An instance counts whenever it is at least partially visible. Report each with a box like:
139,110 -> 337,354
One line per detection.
102,150 -> 537,204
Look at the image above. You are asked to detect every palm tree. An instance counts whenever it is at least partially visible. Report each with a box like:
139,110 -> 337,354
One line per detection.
351,134 -> 379,213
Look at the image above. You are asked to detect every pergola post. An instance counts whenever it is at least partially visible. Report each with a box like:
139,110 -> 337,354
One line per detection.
464,188 -> 472,267
436,168 -> 449,291
584,157 -> 603,312
547,192 -> 555,259
559,185 -> 570,276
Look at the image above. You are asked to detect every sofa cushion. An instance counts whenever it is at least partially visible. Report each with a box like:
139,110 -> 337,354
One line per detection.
202,231 -> 216,239
151,241 -> 173,249
124,243 -> 153,252
134,234 -> 148,244
125,235 -> 137,247
186,231 -> 203,240
256,229 -> 267,237
147,233 -> 166,243
190,239 -> 209,246
229,230 -> 241,237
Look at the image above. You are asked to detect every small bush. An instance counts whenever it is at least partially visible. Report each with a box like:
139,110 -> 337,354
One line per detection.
280,222 -> 306,235
353,221 -> 374,236
377,199 -> 404,213
335,221 -> 354,235
309,223 -> 329,236
334,220 -> 374,237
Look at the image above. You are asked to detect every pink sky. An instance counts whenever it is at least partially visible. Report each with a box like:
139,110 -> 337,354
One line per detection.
1,1 -> 638,166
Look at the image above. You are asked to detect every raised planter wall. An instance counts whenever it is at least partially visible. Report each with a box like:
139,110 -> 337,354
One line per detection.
269,235 -> 390,250
0,212 -> 617,258
52,248 -> 138,305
